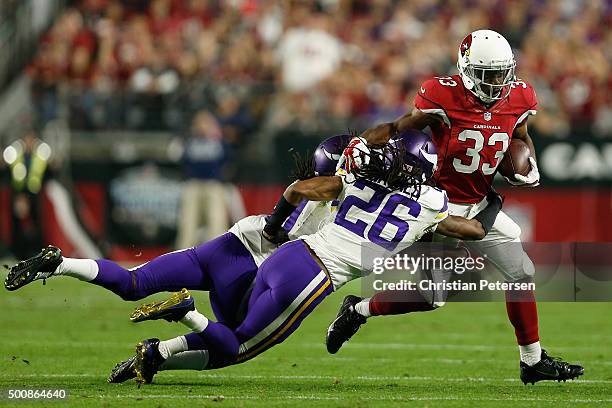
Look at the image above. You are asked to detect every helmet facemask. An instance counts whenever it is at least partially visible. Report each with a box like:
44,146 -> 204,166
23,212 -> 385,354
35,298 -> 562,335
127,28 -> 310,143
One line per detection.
460,60 -> 516,104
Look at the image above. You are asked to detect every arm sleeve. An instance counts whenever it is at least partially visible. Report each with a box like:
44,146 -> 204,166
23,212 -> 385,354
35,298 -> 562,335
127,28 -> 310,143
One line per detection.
421,189 -> 449,234
414,79 -> 451,127
513,81 -> 538,128
285,200 -> 317,238
434,192 -> 449,223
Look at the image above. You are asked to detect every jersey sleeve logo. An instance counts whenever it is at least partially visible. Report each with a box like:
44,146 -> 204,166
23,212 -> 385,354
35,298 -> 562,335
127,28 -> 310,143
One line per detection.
420,86 -> 426,94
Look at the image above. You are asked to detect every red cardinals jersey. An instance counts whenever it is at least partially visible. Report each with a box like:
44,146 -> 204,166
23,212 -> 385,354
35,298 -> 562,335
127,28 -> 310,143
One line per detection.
415,74 -> 537,204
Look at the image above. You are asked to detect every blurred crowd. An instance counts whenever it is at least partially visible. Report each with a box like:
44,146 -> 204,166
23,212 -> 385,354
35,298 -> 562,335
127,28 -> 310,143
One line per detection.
28,0 -> 612,145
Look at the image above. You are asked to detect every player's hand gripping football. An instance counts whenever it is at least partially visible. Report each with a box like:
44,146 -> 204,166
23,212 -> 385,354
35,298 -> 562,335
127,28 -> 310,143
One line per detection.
336,137 -> 370,174
505,157 -> 540,187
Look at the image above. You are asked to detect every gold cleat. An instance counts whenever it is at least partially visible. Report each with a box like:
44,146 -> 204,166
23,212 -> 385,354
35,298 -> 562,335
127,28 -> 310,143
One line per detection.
134,338 -> 164,385
130,288 -> 195,323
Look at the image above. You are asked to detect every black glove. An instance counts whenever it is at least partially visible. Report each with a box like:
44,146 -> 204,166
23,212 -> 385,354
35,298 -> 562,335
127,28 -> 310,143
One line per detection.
263,195 -> 297,239
262,227 -> 290,245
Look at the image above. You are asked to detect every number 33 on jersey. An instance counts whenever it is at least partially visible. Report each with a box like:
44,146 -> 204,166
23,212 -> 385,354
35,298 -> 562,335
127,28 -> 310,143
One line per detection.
415,74 -> 537,204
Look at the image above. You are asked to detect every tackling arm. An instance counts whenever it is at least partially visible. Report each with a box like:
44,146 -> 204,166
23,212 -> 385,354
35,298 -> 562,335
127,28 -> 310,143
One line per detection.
284,176 -> 343,205
263,176 -> 343,242
359,109 -> 441,144
436,191 -> 504,240
436,216 -> 486,240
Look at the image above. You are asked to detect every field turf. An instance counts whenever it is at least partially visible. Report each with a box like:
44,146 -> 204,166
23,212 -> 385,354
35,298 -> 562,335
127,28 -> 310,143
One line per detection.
1,269 -> 610,407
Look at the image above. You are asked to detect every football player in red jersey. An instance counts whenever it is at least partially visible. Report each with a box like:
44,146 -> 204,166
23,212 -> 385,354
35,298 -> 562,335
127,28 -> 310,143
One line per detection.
327,30 -> 584,384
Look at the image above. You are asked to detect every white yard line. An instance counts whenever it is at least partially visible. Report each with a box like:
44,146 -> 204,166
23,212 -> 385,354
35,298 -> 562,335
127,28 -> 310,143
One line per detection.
98,394 -> 612,403
415,357 -> 612,366
1,372 -> 609,384
299,342 -> 607,353
2,339 -> 609,354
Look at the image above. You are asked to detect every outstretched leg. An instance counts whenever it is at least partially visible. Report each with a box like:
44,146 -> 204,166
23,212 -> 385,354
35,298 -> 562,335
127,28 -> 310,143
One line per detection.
4,234 -> 257,316
134,240 -> 333,383
4,244 -> 206,300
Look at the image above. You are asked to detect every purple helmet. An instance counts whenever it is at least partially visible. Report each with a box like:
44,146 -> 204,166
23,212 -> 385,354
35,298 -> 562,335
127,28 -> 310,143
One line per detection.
313,134 -> 352,176
390,130 -> 438,181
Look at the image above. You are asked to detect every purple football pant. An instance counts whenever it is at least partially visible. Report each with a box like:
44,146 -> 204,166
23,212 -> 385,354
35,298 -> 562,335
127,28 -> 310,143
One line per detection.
92,233 -> 257,326
183,240 -> 333,368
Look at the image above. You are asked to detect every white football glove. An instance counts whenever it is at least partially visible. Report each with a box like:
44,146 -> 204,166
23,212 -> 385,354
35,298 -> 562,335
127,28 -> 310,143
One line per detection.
336,136 -> 370,174
504,157 -> 540,187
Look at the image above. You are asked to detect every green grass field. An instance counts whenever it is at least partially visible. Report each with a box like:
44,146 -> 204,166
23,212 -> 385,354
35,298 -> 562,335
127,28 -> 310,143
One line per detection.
1,270 -> 610,407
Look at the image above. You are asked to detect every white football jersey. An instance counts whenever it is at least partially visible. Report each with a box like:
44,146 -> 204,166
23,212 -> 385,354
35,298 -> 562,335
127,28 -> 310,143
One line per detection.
229,200 -> 336,266
303,179 -> 449,289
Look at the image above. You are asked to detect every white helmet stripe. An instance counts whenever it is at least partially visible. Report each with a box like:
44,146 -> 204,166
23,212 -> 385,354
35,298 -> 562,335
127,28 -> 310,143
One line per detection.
420,148 -> 437,165
322,148 -> 341,161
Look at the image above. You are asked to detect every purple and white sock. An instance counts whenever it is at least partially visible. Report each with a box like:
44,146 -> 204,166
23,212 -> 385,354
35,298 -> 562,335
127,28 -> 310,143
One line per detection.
159,350 -> 210,371
54,258 -> 99,281
180,310 -> 209,333
158,336 -> 189,359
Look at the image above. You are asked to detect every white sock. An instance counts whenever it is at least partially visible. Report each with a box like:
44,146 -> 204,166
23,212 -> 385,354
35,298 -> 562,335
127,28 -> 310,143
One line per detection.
354,298 -> 371,318
180,310 -> 209,333
159,350 -> 209,371
158,336 -> 188,359
54,258 -> 99,281
519,341 -> 542,366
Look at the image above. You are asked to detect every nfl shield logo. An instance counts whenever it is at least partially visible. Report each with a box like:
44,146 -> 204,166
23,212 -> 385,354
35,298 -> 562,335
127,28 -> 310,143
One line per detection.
484,112 -> 492,121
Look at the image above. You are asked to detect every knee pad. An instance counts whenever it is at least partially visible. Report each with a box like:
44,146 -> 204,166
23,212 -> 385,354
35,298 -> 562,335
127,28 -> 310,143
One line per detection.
503,249 -> 535,283
522,254 -> 535,278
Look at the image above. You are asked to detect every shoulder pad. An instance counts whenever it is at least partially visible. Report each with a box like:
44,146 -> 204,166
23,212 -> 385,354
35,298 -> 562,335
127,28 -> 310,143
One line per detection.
509,79 -> 538,111
415,77 -> 459,126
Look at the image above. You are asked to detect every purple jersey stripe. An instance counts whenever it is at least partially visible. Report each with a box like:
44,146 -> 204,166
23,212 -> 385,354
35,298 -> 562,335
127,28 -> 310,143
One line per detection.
283,200 -> 307,231
440,193 -> 448,213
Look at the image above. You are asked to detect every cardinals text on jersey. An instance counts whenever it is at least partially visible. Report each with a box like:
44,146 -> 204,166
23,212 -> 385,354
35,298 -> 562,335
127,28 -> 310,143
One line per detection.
415,74 -> 537,203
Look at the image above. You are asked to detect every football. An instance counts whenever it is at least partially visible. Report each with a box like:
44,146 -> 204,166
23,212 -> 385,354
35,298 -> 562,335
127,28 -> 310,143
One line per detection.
498,138 -> 532,181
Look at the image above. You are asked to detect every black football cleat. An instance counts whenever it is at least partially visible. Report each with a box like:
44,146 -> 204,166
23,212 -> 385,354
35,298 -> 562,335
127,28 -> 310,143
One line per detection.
108,356 -> 137,383
520,349 -> 584,385
130,288 -> 195,323
134,338 -> 165,385
4,246 -> 62,291
326,295 -> 367,354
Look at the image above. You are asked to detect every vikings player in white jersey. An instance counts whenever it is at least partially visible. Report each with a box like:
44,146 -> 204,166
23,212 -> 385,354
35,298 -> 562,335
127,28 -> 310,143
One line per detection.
4,134 -> 352,382
128,131 -> 504,384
